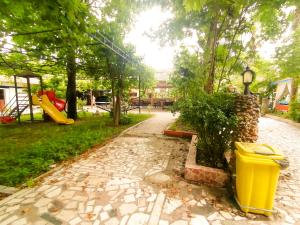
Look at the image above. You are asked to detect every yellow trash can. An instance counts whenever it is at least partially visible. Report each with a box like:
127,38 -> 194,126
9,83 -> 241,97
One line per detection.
235,142 -> 288,216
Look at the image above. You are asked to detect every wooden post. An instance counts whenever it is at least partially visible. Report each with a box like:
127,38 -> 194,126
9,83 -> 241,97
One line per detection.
139,73 -> 141,114
90,89 -> 93,109
14,75 -> 21,124
40,76 -> 46,121
27,77 -> 34,122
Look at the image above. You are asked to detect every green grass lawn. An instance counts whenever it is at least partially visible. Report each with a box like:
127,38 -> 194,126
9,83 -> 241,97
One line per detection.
269,111 -> 290,119
0,112 -> 151,187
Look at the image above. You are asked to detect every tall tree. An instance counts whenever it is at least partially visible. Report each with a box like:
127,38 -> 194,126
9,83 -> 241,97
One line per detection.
276,5 -> 300,99
0,0 -> 92,119
156,0 -> 291,93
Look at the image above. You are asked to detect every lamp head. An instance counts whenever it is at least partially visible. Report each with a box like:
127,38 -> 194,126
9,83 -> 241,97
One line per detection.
241,66 -> 255,84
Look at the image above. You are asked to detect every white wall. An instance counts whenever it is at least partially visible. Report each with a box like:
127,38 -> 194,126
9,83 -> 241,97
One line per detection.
1,87 -> 27,108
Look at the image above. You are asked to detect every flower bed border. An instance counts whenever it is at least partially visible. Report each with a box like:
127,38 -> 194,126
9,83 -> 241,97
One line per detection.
163,129 -> 196,138
184,135 -> 230,187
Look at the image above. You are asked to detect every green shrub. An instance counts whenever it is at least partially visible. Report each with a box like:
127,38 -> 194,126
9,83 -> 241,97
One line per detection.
77,98 -> 87,111
179,93 -> 238,168
120,115 -> 132,125
289,100 -> 300,122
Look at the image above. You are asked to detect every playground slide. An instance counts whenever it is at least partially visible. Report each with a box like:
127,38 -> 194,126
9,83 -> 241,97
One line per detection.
32,95 -> 74,125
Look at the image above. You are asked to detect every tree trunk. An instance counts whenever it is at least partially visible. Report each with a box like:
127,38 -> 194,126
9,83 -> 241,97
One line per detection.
114,90 -> 121,126
111,78 -> 115,118
203,13 -> 219,94
66,49 -> 77,120
291,78 -> 299,101
113,74 -> 123,126
290,7 -> 300,101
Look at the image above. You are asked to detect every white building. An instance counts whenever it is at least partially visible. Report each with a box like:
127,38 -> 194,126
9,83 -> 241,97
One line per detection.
0,75 -> 39,112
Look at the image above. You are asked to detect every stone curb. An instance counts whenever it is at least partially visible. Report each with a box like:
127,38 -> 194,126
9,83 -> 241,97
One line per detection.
163,129 -> 196,138
0,185 -> 19,195
184,135 -> 230,188
264,114 -> 300,129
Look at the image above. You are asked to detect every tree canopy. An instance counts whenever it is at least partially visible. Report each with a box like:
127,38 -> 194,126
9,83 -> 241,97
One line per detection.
154,0 -> 297,94
0,0 -> 155,124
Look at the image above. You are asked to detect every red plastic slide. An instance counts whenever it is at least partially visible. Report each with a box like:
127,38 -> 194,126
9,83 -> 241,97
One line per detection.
38,90 -> 66,112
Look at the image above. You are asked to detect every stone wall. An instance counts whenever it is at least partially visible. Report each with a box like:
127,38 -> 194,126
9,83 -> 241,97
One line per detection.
235,95 -> 260,143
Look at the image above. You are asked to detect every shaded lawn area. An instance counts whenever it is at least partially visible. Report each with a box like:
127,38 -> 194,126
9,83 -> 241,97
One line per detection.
0,112 -> 152,187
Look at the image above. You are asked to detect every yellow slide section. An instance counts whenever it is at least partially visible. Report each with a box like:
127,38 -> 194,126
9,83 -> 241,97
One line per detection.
32,95 -> 74,125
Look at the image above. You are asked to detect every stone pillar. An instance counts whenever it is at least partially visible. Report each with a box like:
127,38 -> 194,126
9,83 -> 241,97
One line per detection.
235,95 -> 260,143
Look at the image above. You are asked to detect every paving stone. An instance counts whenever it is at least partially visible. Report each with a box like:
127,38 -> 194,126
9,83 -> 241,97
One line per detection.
0,215 -> 18,225
220,211 -> 233,220
65,200 -> 78,209
103,204 -> 113,211
86,205 -> 94,213
147,202 -> 154,212
93,220 -> 100,225
59,190 -> 75,199
126,188 -> 136,194
127,212 -> 149,225
73,195 -> 88,202
69,217 -> 82,225
57,209 -> 78,222
190,215 -> 209,225
6,204 -> 20,212
146,173 -> 172,185
0,214 -> 7,222
40,213 -> 62,225
105,217 -> 119,225
11,218 -> 27,225
22,197 -> 35,204
7,198 -> 23,204
119,203 -> 138,215
163,198 -> 182,214
48,200 -> 64,212
93,205 -> 103,215
34,197 -> 52,207
159,220 -> 169,225
188,200 -> 197,206
46,188 -> 61,198
207,212 -> 219,221
124,194 -> 136,203
78,202 -> 85,213
234,215 -> 247,221
120,215 -> 130,225
170,220 -> 188,225
147,193 -> 157,202
211,221 -> 222,225
100,211 -> 109,221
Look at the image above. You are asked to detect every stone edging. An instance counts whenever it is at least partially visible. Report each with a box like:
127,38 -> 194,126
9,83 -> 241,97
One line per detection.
163,129 -> 196,138
264,114 -> 300,129
184,135 -> 230,188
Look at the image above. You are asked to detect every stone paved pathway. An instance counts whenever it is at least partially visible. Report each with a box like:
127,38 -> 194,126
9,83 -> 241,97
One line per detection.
0,114 -> 299,225
258,117 -> 300,224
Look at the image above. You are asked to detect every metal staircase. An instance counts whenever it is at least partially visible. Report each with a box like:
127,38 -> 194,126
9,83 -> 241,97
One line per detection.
0,94 -> 29,119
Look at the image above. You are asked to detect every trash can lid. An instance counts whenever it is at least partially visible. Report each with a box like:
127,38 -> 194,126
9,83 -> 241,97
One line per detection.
235,142 -> 284,159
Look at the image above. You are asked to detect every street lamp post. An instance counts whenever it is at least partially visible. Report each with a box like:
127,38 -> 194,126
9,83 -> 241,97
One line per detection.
241,66 -> 255,95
